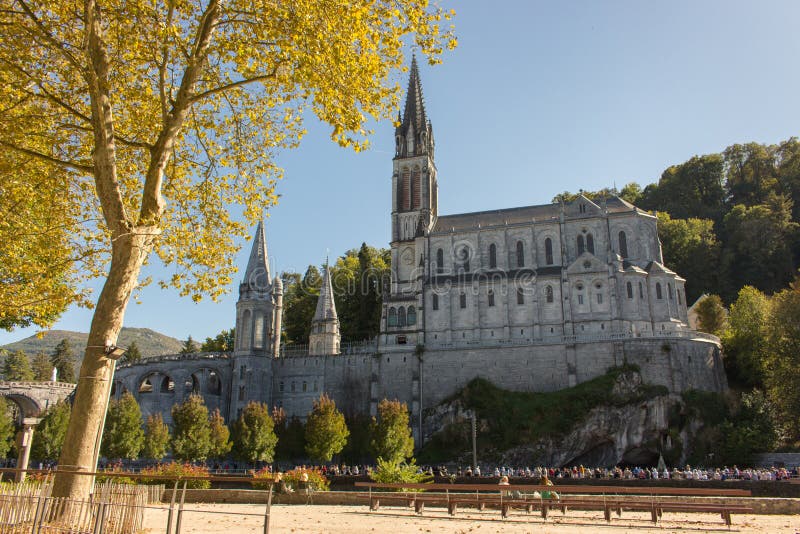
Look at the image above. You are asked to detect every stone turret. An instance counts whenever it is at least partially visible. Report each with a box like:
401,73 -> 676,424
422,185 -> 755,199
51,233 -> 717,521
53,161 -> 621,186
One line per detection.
235,220 -> 278,355
271,276 -> 283,358
309,262 -> 340,356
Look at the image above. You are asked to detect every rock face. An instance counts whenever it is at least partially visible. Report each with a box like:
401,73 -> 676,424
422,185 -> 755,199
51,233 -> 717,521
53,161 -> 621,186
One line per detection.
423,369 -> 688,467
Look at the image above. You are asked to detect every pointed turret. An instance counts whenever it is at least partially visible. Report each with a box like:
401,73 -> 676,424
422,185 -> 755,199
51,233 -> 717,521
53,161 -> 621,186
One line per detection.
313,262 -> 338,322
243,219 -> 271,291
309,260 -> 341,355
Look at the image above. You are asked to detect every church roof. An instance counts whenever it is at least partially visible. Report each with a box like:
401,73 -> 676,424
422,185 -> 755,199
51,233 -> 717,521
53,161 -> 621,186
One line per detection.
313,263 -> 338,323
399,55 -> 427,134
243,220 -> 271,289
432,196 -> 636,233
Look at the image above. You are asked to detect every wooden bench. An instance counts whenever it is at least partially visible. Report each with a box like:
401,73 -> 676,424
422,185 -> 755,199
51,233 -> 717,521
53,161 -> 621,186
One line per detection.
354,482 -> 753,525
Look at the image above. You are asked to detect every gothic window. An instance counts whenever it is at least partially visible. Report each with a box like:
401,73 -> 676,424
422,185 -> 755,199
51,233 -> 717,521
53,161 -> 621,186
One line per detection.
678,289 -> 683,305
577,235 -> 585,255
516,241 -> 525,268
432,294 -> 439,311
397,306 -> 407,327
545,238 -> 554,265
240,365 -> 246,380
587,233 -> 595,254
241,309 -> 251,350
576,284 -> 585,305
488,289 -> 495,307
489,243 -> 497,269
400,169 -> 410,210
545,285 -> 554,303
516,288 -> 524,305
238,386 -> 245,401
668,283 -> 673,300
279,381 -> 284,393
253,312 -> 264,349
626,281 -> 633,299
619,231 -> 628,258
596,293 -> 603,304
436,248 -> 444,274
457,245 -> 470,272
639,281 -> 644,299
459,292 -> 467,309
578,294 -> 584,305
388,307 -> 397,327
161,376 -> 174,393
411,169 -> 421,209
302,381 -> 307,392
407,306 -> 417,326
656,282 -> 663,299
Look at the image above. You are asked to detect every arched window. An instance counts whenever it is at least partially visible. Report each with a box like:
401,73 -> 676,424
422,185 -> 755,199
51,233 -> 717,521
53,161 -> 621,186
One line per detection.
400,169 -> 410,211
459,293 -> 467,308
488,289 -> 495,307
253,311 -> 264,349
241,309 -> 251,350
618,231 -> 628,258
388,307 -> 397,327
577,235 -> 585,255
489,243 -> 497,269
411,169 -> 421,209
407,306 -> 417,325
587,233 -> 595,254
678,289 -> 683,305
161,376 -> 174,393
516,288 -> 525,305
545,285 -> 554,303
576,284 -> 585,305
545,238 -> 554,265
432,294 -> 439,311
668,283 -> 673,300
639,281 -> 644,299
656,283 -> 663,299
516,241 -> 524,268
436,248 -> 444,274
626,281 -> 633,299
456,245 -> 470,272
397,306 -> 407,326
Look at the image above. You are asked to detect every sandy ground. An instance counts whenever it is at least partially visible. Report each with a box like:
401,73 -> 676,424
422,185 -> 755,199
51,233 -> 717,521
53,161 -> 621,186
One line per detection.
140,503 -> 800,534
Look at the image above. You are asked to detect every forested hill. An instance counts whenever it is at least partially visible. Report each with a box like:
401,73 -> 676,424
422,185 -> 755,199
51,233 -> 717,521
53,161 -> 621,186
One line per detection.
555,138 -> 800,304
1,327 -> 183,358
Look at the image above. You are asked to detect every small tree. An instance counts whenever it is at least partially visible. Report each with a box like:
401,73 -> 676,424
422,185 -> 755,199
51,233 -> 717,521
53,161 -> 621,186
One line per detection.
31,402 -> 71,461
231,401 -> 277,463
101,392 -> 144,460
371,399 -> 415,463
50,339 -> 76,383
695,295 -> 727,335
305,395 -> 349,462
209,408 -> 232,459
0,399 -> 15,459
180,336 -> 200,355
2,350 -> 33,381
123,342 -> 143,364
31,352 -> 52,381
171,395 -> 212,462
143,413 -> 170,461
201,329 -> 235,352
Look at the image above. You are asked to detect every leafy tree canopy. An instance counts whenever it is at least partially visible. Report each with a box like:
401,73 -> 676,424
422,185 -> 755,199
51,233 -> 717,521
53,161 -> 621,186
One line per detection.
0,399 -> 15,459
101,391 -> 144,460
171,394 -> 212,462
209,408 -> 232,459
50,339 -> 76,383
232,401 -> 277,463
201,329 -> 235,352
371,399 -> 415,463
2,350 -> 33,381
143,413 -> 170,461
305,394 -> 349,462
31,402 -> 71,461
123,341 -> 142,364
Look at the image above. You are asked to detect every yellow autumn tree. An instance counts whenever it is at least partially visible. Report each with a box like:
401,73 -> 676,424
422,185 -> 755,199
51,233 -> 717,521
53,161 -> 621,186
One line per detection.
0,0 -> 455,499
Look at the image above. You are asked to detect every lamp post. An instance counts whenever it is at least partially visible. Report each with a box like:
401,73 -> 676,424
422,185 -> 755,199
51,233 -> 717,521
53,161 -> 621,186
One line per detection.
88,344 -> 126,492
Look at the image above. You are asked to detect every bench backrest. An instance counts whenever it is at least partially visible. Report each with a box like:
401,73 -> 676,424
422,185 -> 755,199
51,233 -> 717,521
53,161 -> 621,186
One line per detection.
353,482 -> 751,497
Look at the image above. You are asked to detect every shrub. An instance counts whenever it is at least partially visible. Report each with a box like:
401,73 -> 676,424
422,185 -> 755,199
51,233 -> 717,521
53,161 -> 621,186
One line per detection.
369,457 -> 432,491
139,462 -> 211,489
252,466 -> 329,491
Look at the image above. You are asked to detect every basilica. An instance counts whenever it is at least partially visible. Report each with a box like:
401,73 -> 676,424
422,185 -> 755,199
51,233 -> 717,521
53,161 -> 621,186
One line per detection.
113,60 -> 725,445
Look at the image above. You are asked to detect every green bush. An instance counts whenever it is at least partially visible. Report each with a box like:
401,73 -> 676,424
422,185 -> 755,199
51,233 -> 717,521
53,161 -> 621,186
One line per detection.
139,462 -> 211,489
369,458 -> 432,491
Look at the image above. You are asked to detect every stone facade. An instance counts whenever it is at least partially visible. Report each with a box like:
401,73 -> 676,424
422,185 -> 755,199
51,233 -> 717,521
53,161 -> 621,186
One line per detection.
113,60 -> 727,448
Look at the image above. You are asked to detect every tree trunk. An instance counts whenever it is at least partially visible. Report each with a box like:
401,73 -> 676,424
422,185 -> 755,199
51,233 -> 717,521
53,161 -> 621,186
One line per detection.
51,230 -> 154,499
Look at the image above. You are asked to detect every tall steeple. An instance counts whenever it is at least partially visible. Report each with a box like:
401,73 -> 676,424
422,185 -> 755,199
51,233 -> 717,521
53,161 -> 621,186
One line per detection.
399,55 -> 427,134
242,219 -> 271,292
309,261 -> 340,355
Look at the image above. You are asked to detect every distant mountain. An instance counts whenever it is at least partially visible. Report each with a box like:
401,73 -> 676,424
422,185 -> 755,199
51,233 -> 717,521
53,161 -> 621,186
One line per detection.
0,327 -> 184,359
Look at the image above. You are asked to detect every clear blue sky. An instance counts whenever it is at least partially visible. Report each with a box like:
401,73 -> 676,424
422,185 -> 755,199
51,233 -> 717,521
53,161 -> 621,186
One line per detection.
2,0 -> 799,346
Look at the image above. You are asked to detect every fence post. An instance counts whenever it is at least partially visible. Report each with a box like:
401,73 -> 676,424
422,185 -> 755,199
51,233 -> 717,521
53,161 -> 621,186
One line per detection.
263,482 -> 274,534
174,481 -> 188,534
93,502 -> 107,534
165,480 -> 179,534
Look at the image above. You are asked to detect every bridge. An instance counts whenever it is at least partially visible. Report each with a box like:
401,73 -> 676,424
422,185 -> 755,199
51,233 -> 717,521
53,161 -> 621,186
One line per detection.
0,381 -> 75,481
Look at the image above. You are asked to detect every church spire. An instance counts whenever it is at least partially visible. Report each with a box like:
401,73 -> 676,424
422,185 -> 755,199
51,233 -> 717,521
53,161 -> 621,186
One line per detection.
399,55 -> 427,134
313,261 -> 338,322
243,219 -> 271,290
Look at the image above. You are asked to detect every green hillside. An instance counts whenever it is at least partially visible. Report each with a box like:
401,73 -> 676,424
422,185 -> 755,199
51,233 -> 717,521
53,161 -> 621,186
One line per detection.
1,327 -> 183,359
